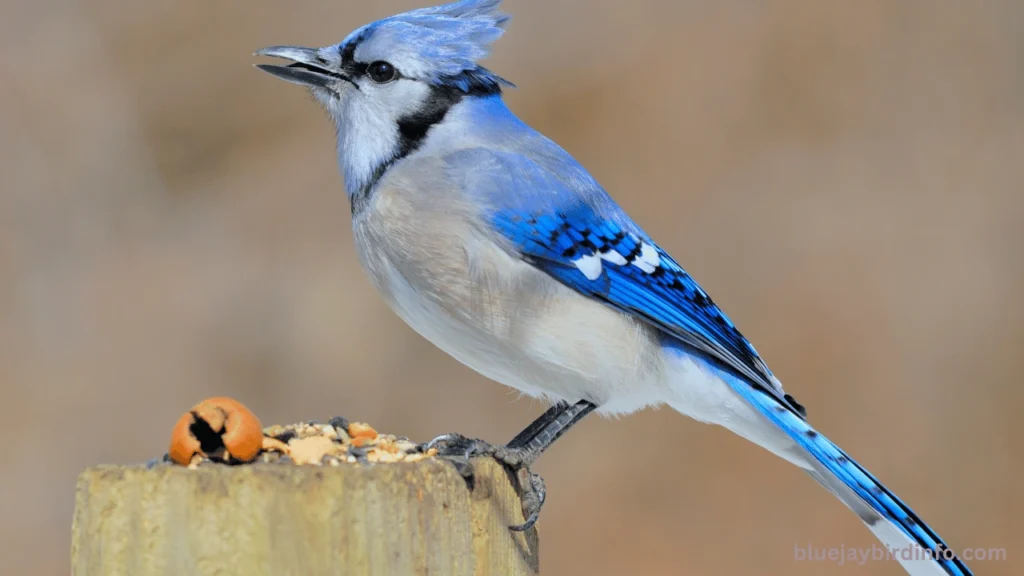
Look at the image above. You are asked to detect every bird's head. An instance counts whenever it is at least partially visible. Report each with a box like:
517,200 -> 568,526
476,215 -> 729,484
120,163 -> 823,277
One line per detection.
255,0 -> 512,198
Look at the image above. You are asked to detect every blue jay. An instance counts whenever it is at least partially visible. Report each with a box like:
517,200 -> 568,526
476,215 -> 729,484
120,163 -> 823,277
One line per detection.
255,2 -> 970,574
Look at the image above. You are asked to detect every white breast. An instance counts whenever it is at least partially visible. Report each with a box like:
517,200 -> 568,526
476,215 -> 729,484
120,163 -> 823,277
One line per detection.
350,173 -> 671,415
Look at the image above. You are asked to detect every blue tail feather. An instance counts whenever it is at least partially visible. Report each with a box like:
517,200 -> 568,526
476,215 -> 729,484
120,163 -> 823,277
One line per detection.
727,378 -> 972,576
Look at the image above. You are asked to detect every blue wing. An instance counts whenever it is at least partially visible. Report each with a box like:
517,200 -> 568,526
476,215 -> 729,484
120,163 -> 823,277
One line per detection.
491,204 -> 807,409
448,145 -> 804,416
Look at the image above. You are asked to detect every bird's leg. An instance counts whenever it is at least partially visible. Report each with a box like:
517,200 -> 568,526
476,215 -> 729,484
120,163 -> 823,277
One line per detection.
503,400 -> 597,461
425,400 -> 597,531
505,401 -> 571,450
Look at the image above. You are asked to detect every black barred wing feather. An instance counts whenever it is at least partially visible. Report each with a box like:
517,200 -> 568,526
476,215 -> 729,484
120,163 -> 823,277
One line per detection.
493,206 -> 806,418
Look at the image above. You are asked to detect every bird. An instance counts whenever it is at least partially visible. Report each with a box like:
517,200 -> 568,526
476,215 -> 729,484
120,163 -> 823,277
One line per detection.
253,1 -> 971,574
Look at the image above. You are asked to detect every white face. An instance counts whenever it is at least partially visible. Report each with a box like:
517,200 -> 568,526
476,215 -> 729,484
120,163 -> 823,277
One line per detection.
255,26 -> 496,198
316,71 -> 433,196
255,1 -> 509,198
302,29 -> 468,197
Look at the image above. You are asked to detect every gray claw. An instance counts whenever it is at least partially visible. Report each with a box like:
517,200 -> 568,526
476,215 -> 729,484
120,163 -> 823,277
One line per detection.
509,468 -> 545,531
427,432 -> 545,532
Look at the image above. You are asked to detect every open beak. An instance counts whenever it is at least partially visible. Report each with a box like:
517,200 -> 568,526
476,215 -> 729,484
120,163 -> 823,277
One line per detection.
253,45 -> 351,90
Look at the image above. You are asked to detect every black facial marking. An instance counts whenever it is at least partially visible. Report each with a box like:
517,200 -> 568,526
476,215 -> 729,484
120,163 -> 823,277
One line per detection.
335,35 -> 376,85
339,37 -> 362,71
339,34 -> 504,96
396,85 -> 463,153
340,31 -> 507,211
353,84 -> 466,209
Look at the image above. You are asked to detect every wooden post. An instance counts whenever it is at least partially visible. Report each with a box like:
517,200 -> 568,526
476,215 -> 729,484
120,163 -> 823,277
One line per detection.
71,458 -> 539,576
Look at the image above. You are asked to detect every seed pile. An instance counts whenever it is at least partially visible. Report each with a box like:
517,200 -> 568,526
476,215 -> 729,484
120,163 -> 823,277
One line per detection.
255,417 -> 438,467
167,396 -> 437,468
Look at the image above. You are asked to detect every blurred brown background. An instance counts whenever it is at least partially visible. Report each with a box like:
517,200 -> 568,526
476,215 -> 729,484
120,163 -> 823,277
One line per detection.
1,0 -> 1020,574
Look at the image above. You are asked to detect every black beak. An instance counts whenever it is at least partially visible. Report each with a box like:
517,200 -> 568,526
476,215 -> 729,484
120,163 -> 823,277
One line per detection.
253,45 -> 351,90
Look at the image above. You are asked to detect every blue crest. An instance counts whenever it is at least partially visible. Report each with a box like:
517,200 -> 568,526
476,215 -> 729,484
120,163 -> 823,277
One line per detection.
340,0 -> 513,92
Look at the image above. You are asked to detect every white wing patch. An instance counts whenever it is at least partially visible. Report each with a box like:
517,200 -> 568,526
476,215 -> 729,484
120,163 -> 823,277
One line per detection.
573,253 -> 603,280
632,241 -> 660,274
573,238 -> 662,281
600,250 -> 627,266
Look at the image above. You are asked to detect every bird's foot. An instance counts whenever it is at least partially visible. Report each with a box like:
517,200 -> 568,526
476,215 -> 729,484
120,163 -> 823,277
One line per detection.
424,433 -> 545,531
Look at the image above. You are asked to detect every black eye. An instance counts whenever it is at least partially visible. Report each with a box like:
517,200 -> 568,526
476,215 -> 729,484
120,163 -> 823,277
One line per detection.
367,61 -> 396,83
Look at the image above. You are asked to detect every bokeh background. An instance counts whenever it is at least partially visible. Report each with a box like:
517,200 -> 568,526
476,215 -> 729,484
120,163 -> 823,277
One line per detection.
1,0 -> 1020,574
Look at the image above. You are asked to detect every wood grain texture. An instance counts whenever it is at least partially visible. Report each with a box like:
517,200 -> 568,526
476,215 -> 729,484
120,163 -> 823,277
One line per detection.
71,458 -> 539,576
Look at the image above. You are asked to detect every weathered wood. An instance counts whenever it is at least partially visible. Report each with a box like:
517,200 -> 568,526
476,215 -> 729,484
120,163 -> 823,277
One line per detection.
71,458 -> 539,576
